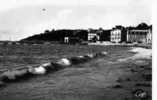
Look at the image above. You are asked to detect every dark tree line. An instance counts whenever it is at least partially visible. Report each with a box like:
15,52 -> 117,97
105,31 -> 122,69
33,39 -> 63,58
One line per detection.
21,29 -> 88,42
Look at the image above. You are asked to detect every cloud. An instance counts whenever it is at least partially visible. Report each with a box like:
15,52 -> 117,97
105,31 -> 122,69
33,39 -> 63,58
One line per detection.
0,0 -> 151,40
0,0 -> 151,11
57,9 -> 73,20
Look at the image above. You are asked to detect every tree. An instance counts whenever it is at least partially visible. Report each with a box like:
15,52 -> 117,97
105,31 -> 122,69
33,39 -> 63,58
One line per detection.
44,29 -> 50,34
136,23 -> 149,29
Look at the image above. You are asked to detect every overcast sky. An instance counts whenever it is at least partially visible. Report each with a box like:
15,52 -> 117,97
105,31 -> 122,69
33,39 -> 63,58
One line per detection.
0,0 -> 152,40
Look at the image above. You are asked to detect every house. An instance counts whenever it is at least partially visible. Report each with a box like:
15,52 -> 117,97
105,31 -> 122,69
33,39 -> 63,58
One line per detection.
64,37 -> 69,43
64,36 -> 81,44
110,26 -> 127,43
126,29 -> 148,43
146,29 -> 152,44
126,27 -> 152,44
110,28 -> 121,43
87,28 -> 111,42
87,29 -> 100,42
146,26 -> 152,44
126,23 -> 152,44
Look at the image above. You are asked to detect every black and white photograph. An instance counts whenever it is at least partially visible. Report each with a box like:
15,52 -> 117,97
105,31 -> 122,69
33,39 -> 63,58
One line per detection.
0,0 -> 153,100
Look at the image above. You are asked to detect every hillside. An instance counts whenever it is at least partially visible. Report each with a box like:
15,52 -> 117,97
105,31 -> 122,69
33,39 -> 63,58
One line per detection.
21,29 -> 88,42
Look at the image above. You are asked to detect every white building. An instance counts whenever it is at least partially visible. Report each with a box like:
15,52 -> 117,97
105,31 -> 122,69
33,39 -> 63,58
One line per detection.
64,37 -> 69,43
110,29 -> 121,43
87,29 -> 100,42
146,29 -> 152,44
126,29 -> 151,44
88,33 -> 99,41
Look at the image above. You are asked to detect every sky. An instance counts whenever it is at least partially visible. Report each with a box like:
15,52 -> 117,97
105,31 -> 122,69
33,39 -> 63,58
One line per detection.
0,0 -> 152,40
